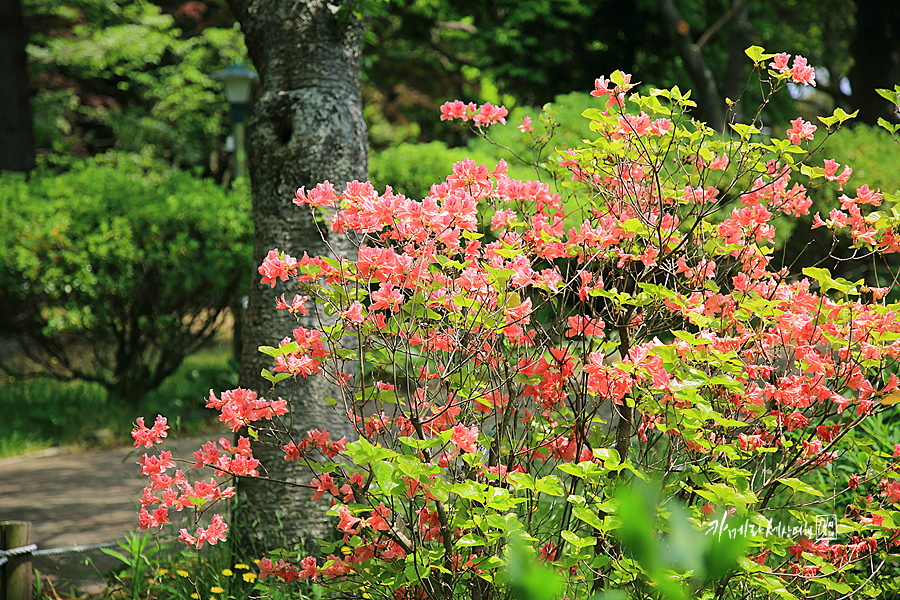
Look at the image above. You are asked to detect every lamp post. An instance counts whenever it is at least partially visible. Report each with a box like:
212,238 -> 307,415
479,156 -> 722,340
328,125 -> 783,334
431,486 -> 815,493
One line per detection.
211,64 -> 257,365
211,64 -> 258,181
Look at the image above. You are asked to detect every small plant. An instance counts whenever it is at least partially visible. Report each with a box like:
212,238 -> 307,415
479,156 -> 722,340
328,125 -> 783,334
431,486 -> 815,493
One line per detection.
102,532 -> 166,600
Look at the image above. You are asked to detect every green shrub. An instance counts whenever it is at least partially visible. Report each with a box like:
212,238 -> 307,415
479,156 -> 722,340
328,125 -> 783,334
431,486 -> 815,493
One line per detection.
820,123 -> 900,196
0,152 -> 251,406
370,141 -> 479,199
369,92 -> 601,201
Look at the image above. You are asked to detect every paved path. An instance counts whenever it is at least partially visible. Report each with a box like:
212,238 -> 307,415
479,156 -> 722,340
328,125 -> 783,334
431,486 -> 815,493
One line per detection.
0,434 -> 216,596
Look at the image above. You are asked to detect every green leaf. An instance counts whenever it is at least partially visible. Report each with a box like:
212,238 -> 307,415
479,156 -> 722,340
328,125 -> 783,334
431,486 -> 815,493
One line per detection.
878,117 -> 900,134
373,461 -> 402,495
535,475 -> 565,497
820,579 -> 852,595
260,368 -> 292,384
346,436 -> 395,464
610,70 -> 626,87
506,472 -> 536,491
454,480 -> 488,502
876,86 -> 900,105
258,345 -> 280,357
729,122 -> 761,139
571,505 -> 605,531
456,533 -> 485,548
591,447 -> 620,465
777,478 -> 824,497
744,45 -> 764,63
561,530 -> 596,548
802,266 -> 859,294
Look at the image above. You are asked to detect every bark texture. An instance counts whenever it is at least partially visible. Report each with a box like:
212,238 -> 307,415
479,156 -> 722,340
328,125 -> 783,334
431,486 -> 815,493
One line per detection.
225,0 -> 367,556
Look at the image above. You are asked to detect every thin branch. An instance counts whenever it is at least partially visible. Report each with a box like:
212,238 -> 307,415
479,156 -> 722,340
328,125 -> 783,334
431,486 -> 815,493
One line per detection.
695,0 -> 750,50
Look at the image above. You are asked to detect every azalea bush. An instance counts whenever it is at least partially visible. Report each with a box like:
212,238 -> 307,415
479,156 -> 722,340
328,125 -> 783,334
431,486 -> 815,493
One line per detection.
134,46 -> 900,600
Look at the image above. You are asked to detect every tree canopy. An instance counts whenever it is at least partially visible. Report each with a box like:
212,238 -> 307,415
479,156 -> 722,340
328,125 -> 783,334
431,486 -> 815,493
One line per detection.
20,0 -> 900,170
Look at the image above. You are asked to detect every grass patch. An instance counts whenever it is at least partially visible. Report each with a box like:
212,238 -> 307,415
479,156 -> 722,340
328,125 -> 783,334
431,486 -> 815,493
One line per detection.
0,342 -> 237,459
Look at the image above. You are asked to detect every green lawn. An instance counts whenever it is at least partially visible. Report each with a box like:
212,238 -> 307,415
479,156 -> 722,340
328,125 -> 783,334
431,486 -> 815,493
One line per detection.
0,342 -> 237,458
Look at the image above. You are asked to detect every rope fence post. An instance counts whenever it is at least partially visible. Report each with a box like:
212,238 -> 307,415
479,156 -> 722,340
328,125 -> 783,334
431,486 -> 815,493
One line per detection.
1,521 -> 33,600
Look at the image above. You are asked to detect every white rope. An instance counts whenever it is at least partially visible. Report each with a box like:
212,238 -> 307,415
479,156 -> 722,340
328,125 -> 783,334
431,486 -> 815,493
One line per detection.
0,540 -> 120,559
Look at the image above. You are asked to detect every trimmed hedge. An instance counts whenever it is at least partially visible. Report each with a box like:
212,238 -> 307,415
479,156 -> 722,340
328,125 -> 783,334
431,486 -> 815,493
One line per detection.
0,152 -> 252,405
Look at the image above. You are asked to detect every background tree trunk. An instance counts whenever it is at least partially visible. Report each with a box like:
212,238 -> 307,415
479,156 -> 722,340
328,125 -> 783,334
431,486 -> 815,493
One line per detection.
848,0 -> 900,125
0,0 -> 35,173
225,0 -> 368,557
658,0 -> 727,131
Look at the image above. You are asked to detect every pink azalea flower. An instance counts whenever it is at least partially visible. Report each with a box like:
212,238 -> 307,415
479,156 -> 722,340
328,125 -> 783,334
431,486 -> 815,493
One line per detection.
132,415 -> 169,448
258,249 -> 297,288
294,181 -> 336,208
791,56 -> 816,86
518,116 -> 533,133
451,424 -> 479,453
299,556 -> 318,580
473,102 -> 508,126
786,117 -> 816,145
439,100 -> 475,121
770,52 -> 791,72
650,118 -> 672,136
275,293 -> 309,315
204,514 -> 228,545
340,300 -> 366,324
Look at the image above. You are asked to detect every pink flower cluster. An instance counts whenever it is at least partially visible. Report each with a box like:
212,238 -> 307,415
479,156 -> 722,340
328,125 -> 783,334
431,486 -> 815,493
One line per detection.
206,387 -> 288,432
136,51 -> 900,593
439,101 -> 508,126
770,53 -> 816,86
590,72 -> 635,107
193,436 -> 260,476
133,426 -> 236,546
258,249 -> 297,288
294,181 -> 337,208
787,117 -> 817,144
283,427 -> 347,461
178,514 -> 228,549
131,415 -> 169,448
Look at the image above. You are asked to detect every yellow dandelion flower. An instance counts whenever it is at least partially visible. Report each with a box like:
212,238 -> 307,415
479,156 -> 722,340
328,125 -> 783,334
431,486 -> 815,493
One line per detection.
234,563 -> 250,570
242,573 -> 257,583
190,594 -> 199,599
221,569 -> 233,576
211,586 -> 225,593
176,569 -> 190,578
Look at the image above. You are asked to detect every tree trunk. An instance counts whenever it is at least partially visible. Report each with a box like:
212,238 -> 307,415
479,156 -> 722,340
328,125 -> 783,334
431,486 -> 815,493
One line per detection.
0,0 -> 35,173
721,0 -> 753,125
658,0 -> 727,131
225,0 -> 368,557
848,0 -> 900,125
